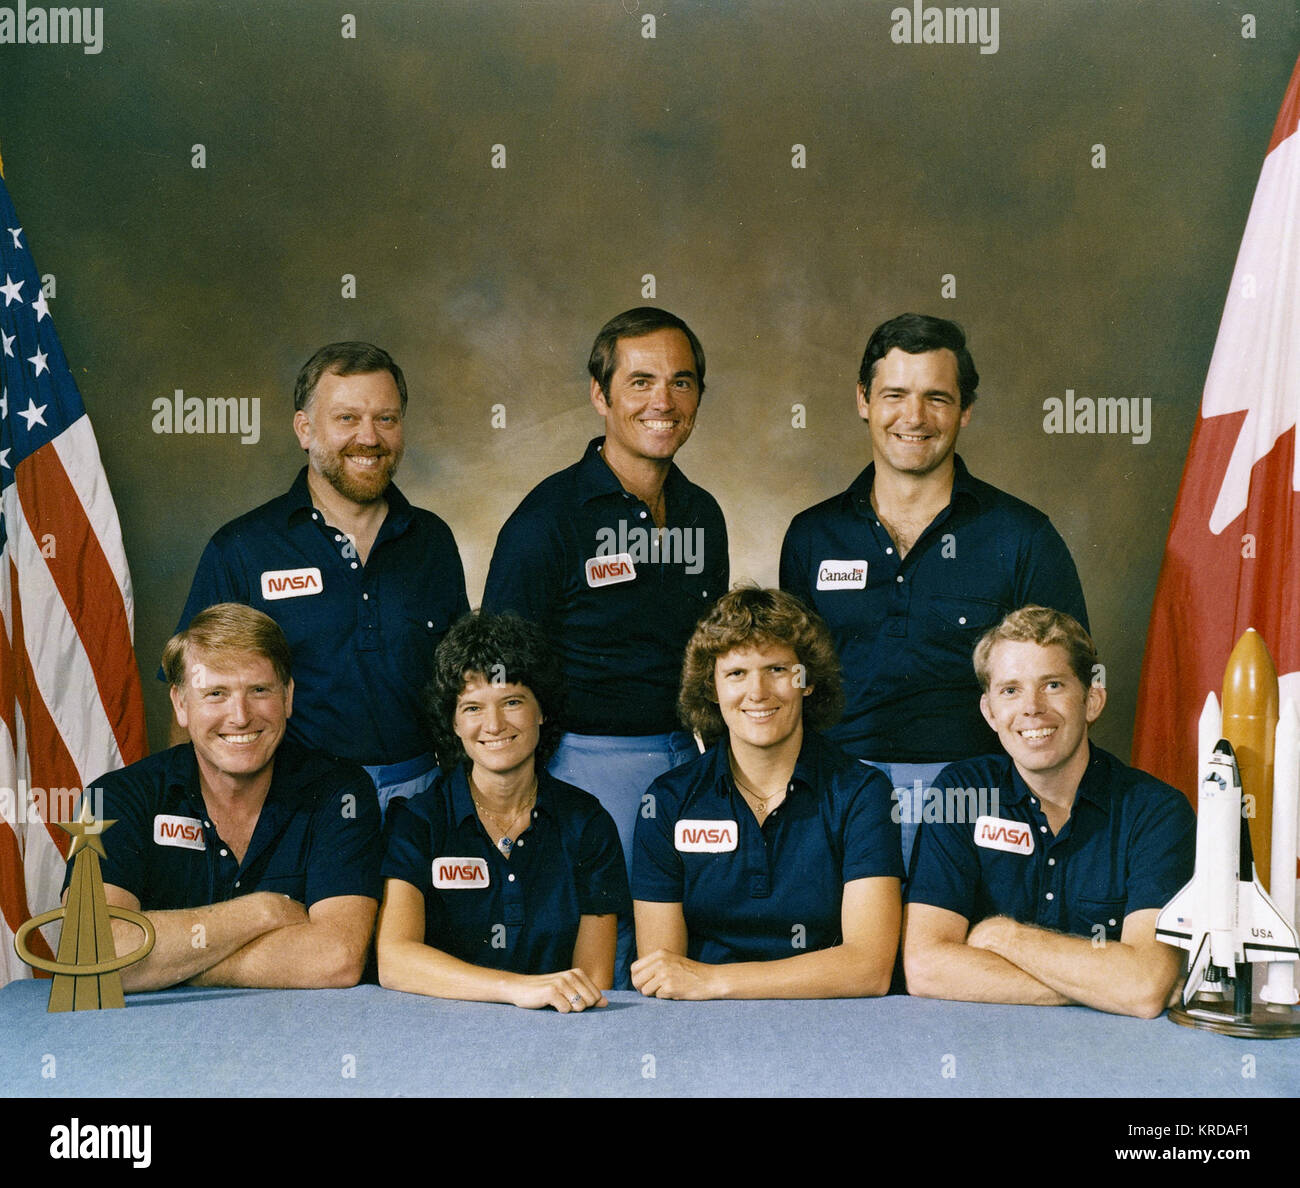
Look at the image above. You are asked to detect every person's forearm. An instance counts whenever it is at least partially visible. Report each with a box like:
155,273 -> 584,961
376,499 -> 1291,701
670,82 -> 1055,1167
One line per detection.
973,920 -> 1174,1018
377,937 -> 530,1003
114,895 -> 290,992
699,942 -> 893,1000
904,938 -> 1071,1006
191,913 -> 371,989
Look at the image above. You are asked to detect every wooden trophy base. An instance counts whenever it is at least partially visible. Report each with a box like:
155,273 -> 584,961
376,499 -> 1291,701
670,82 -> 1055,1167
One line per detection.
1169,994 -> 1300,1038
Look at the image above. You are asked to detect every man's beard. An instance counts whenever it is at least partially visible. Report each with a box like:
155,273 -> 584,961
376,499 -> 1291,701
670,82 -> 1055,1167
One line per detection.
312,445 -> 399,504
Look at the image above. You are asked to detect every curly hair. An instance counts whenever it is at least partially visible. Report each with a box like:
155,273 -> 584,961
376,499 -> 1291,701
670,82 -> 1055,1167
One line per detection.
425,612 -> 566,768
678,586 -> 844,744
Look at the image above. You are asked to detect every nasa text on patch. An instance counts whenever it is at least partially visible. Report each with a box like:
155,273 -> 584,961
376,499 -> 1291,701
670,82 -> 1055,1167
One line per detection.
674,819 -> 739,853
432,856 -> 491,888
973,814 -> 1034,855
260,566 -> 324,600
584,552 -> 637,588
153,814 -> 205,851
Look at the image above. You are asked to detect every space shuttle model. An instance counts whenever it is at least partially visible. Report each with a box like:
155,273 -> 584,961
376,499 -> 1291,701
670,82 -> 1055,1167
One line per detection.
1155,629 -> 1300,1035
1156,737 -> 1299,1012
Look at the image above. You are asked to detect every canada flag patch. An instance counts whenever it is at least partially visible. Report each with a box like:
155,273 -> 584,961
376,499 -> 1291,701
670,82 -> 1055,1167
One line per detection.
973,815 -> 1034,855
815,560 -> 868,590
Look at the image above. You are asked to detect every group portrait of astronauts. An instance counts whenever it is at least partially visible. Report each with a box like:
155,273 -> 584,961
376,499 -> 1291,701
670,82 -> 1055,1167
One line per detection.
77,307 -> 1194,1018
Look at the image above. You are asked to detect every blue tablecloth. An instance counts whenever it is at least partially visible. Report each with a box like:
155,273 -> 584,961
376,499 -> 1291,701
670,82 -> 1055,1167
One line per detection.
2,980 -> 1297,1097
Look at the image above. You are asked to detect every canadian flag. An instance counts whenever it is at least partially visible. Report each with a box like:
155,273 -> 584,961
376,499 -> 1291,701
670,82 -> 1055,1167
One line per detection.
1134,53 -> 1300,800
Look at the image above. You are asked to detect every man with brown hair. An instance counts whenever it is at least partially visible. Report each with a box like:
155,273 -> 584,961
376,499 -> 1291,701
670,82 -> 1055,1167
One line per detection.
76,603 -> 381,991
902,606 -> 1194,1017
171,341 -> 469,813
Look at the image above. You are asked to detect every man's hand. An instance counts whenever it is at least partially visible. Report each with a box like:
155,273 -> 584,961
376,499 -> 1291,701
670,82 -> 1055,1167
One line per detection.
631,949 -> 718,1000
965,915 -> 1016,952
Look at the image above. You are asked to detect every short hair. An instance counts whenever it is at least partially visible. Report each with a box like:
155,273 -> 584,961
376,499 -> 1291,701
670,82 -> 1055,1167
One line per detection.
972,605 -> 1098,693
162,603 -> 293,690
858,313 -> 980,410
587,307 -> 707,400
425,612 -> 566,769
293,341 -> 408,413
678,586 -> 844,744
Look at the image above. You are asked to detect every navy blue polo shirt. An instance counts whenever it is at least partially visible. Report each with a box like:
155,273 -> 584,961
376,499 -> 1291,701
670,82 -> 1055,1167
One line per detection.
481,437 -> 728,736
905,746 -> 1195,940
632,730 -> 903,964
172,467 -> 469,766
780,455 -> 1088,763
69,740 -> 383,910
381,765 -> 631,975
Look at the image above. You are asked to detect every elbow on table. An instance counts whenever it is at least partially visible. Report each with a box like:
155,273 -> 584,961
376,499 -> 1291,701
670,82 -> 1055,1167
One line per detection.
1115,984 -> 1171,1021
315,941 -> 368,989
374,943 -> 405,992
900,944 -> 951,1000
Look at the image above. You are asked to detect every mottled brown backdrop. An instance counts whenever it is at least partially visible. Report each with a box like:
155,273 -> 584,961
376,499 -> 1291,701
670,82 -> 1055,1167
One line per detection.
1,0 -> 1296,774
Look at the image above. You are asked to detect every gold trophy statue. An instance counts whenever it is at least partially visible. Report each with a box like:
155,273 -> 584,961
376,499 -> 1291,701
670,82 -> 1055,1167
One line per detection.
14,799 -> 154,1011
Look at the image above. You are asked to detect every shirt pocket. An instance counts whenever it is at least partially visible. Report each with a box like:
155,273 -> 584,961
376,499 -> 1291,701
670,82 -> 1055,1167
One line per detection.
924,595 -> 1005,661
1068,896 -> 1126,942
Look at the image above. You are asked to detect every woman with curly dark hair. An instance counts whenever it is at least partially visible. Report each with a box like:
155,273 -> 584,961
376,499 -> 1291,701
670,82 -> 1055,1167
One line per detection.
631,586 -> 902,999
376,612 -> 627,1011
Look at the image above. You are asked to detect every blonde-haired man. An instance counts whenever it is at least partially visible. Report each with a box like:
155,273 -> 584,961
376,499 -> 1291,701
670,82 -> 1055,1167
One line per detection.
902,606 -> 1194,1017
69,603 -> 381,991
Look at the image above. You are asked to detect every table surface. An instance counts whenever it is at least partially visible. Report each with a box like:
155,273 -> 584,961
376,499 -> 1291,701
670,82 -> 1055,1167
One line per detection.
2,979 -> 1298,1098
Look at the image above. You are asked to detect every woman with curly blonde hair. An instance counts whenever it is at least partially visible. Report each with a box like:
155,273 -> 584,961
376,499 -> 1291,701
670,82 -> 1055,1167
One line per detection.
631,586 -> 902,1000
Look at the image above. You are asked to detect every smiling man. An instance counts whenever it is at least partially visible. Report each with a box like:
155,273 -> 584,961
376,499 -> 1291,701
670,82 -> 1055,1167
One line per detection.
780,314 -> 1089,867
73,604 -> 382,991
170,342 -> 469,812
482,307 -> 729,985
901,606 -> 1195,1017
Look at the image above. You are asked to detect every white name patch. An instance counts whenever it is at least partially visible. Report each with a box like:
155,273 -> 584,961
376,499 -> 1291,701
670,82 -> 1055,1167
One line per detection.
973,815 -> 1034,855
260,567 -> 323,600
674,819 -> 739,853
153,814 -> 205,851
432,857 -> 491,888
816,560 -> 867,590
585,552 -> 637,588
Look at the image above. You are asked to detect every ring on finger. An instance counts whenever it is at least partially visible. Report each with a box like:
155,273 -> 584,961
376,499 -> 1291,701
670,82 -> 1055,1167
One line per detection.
570,994 -> 583,1007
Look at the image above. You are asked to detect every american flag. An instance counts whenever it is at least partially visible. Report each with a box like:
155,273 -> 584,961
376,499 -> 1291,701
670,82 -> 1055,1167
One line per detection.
0,158 -> 147,986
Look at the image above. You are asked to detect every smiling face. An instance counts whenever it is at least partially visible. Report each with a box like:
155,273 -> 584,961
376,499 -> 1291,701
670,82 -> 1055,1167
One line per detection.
170,648 -> 293,791
591,328 -> 700,472
293,369 -> 405,506
856,347 -> 971,480
713,641 -> 811,755
979,640 -> 1105,785
453,674 -> 544,780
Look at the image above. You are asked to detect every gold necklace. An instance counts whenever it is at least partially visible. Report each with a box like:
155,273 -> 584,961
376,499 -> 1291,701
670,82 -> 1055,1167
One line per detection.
732,770 -> 784,822
472,780 -> 537,855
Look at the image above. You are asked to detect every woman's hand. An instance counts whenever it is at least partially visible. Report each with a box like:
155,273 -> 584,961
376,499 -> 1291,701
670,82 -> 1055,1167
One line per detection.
509,967 -> 608,1012
631,949 -> 719,999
